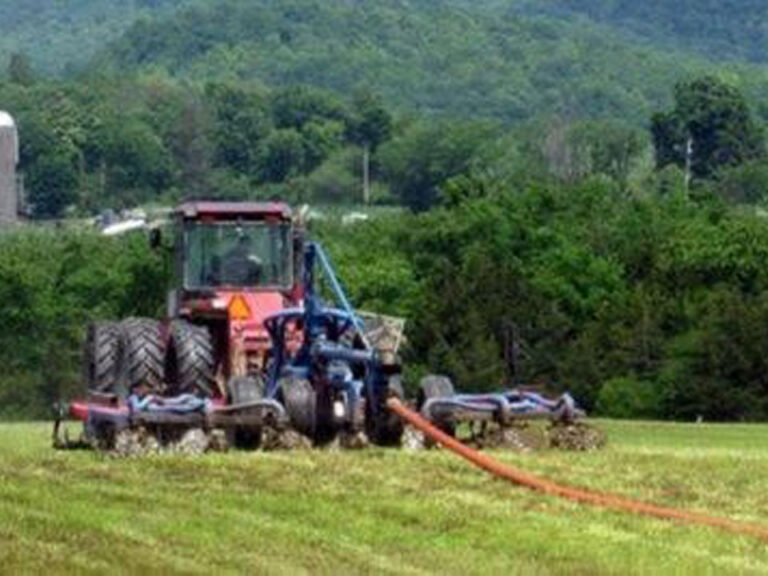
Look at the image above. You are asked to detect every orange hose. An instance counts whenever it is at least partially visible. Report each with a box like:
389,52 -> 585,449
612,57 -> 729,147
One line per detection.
387,397 -> 768,543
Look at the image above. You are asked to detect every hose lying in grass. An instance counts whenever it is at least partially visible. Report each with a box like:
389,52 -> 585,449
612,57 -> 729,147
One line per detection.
386,397 -> 768,543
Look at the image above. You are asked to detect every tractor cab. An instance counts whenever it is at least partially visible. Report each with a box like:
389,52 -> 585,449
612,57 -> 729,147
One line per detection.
174,201 -> 296,294
169,201 -> 303,387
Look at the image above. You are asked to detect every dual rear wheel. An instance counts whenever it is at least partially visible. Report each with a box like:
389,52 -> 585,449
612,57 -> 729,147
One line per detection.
166,321 -> 216,397
84,318 -> 264,450
84,323 -> 121,394
84,319 -> 410,449
84,318 -> 215,398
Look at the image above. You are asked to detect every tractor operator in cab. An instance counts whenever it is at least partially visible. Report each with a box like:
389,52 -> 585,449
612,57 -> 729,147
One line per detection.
220,230 -> 262,286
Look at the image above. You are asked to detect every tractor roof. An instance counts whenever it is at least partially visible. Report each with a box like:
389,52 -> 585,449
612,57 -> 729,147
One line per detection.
176,201 -> 293,220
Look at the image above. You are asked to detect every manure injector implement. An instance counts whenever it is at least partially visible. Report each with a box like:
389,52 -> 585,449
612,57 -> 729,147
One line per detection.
54,201 -> 602,455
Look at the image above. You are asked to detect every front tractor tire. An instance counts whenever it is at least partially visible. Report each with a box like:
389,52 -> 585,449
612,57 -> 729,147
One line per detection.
85,322 -> 121,394
118,318 -> 166,396
167,321 -> 215,397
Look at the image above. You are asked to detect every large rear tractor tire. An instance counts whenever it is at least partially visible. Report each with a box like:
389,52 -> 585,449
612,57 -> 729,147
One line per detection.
366,374 -> 405,447
167,321 -> 215,397
84,322 -> 120,394
226,376 -> 264,450
118,318 -> 166,396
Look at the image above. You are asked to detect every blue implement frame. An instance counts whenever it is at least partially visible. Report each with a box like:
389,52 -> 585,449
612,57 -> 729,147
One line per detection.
263,242 -> 391,433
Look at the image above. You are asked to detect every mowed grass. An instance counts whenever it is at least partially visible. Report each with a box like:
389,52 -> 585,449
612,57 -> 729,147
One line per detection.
1,421 -> 767,575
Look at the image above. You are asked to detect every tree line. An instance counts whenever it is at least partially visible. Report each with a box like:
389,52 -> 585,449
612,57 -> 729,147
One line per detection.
1,62 -> 402,217
3,73 -> 768,421
527,0 -> 768,64
6,63 -> 768,219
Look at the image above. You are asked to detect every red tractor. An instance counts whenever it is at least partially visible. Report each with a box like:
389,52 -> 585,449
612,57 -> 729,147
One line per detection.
71,201 -> 405,451
59,200 -> 599,454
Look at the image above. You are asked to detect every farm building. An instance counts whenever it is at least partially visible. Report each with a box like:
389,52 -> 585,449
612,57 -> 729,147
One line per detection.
0,111 -> 19,225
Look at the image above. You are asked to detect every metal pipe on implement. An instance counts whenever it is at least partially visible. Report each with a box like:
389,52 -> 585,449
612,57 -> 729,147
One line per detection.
386,397 -> 768,544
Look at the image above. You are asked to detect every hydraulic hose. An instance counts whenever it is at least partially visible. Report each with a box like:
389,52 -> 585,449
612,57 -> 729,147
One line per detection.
386,397 -> 768,543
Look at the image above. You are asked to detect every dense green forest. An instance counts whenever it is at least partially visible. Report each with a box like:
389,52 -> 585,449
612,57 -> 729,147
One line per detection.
3,2 -> 768,422
97,0 -> 768,125
5,0 -> 768,124
8,171 -> 768,422
0,73 -> 402,215
524,1 -> 768,64
0,0 -> 191,75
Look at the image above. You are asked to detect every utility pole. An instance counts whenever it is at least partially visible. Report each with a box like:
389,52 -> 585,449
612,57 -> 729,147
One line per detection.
684,136 -> 693,195
362,143 -> 371,205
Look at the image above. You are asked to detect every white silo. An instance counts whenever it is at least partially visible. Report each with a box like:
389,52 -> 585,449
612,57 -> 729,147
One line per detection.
0,111 -> 19,225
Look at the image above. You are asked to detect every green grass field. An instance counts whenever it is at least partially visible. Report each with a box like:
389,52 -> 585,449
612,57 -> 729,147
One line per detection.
1,421 -> 767,575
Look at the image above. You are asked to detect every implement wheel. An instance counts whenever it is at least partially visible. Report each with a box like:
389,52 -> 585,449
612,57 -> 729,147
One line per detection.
168,321 -> 215,397
417,375 -> 456,445
366,374 -> 405,447
118,318 -> 165,396
281,376 -> 319,441
84,322 -> 120,394
226,377 -> 264,450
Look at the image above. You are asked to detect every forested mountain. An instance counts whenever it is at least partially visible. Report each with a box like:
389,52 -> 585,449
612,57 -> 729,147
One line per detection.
4,1 -> 768,124
521,1 -> 768,64
98,0 -> 768,125
0,0 -> 192,74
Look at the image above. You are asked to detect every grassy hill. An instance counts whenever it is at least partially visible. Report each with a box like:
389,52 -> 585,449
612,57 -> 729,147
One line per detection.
1,420 -> 767,573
